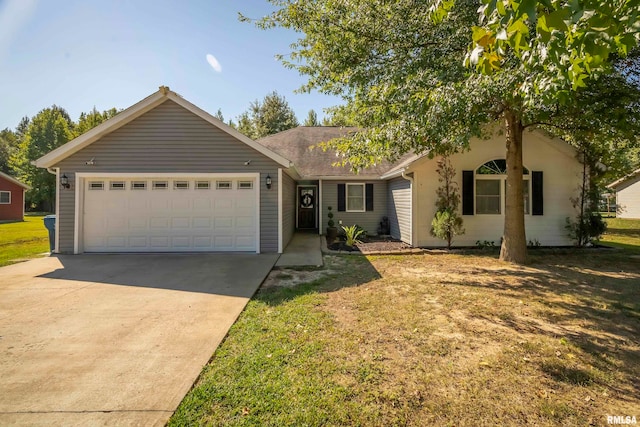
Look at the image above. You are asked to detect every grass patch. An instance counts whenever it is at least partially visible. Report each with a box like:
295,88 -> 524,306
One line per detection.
170,251 -> 640,426
0,214 -> 50,267
601,217 -> 640,252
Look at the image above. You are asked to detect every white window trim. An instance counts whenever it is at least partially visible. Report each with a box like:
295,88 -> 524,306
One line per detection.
131,181 -> 147,190
88,181 -> 104,190
0,190 -> 10,204
346,183 -> 366,213
110,181 -> 126,190
152,180 -> 169,190
195,181 -> 210,190
475,174 -> 530,215
173,180 -> 190,190
216,180 -> 232,190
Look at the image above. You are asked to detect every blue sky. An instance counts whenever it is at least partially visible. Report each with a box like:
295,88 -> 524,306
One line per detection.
0,0 -> 343,130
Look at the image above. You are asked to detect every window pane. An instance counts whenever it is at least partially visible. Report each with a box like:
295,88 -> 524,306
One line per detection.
476,179 -> 500,214
346,184 -> 365,211
0,192 -> 9,203
132,181 -> 147,190
174,181 -> 189,190
476,179 -> 500,195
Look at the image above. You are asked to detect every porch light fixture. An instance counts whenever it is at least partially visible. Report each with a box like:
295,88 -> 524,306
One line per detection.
60,174 -> 70,189
265,174 -> 272,189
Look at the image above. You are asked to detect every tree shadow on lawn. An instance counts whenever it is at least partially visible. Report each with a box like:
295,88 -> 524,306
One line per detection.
254,249 -> 639,400
442,249 -> 640,399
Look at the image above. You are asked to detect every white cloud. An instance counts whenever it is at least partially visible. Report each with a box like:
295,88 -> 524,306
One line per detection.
206,53 -> 222,73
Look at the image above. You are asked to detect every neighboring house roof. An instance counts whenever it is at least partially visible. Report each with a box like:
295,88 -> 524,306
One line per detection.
0,171 -> 31,189
34,86 -> 292,169
257,126 -> 413,179
608,167 -> 640,190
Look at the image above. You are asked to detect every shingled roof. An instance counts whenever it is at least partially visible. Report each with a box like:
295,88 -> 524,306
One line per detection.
256,126 -> 408,178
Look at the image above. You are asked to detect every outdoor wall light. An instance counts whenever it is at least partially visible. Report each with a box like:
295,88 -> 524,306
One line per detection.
265,174 -> 272,189
60,174 -> 71,189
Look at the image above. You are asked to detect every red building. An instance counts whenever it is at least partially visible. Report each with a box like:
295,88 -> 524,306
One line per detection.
0,171 -> 30,221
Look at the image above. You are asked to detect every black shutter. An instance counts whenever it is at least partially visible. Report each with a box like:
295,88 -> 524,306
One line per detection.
337,183 -> 346,212
532,171 -> 543,215
462,170 -> 474,215
365,183 -> 374,211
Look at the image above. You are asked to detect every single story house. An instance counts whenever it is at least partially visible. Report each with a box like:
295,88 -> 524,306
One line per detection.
35,86 -> 583,254
0,171 -> 30,221
607,168 -> 640,219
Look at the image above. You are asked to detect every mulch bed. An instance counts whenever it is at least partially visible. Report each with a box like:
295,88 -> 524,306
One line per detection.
327,236 -> 414,254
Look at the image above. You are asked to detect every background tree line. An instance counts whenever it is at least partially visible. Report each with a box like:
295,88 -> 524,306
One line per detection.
1,107 -> 119,212
0,91 -> 344,213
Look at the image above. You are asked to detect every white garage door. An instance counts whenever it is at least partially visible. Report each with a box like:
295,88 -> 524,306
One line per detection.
82,177 -> 258,252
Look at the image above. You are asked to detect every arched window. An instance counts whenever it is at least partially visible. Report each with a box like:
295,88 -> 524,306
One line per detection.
475,159 -> 530,215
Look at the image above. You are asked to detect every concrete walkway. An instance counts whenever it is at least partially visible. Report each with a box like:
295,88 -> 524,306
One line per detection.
0,253 -> 278,426
276,233 -> 323,267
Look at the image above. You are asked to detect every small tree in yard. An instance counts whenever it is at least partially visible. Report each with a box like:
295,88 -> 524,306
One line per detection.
566,148 -> 607,247
430,157 -> 464,249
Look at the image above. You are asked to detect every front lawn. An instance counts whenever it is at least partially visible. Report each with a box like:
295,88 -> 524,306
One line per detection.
601,217 -> 640,252
170,251 -> 640,426
0,214 -> 51,267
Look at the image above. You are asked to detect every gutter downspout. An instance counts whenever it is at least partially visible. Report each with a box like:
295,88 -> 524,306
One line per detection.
401,170 -> 414,246
46,167 -> 60,254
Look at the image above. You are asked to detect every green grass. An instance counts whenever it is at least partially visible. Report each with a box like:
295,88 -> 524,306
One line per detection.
0,214 -> 51,267
601,217 -> 640,252
169,253 -> 640,426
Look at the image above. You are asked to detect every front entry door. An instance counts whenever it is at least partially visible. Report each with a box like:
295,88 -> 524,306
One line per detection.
297,186 -> 316,229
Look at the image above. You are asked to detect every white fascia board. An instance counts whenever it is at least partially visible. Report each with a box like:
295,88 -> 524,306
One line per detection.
307,175 -> 384,181
35,92 -> 167,168
380,168 -> 406,180
607,168 -> 640,190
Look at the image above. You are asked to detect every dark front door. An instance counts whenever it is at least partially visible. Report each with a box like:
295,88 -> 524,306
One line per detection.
297,187 -> 316,229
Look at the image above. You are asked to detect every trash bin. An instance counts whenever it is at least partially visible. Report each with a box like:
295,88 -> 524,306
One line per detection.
43,215 -> 56,252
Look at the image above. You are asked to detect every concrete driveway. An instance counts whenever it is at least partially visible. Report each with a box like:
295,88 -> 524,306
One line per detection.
0,253 -> 278,426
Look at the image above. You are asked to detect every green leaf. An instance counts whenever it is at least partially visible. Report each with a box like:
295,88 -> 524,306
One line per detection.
517,0 -> 538,20
545,10 -> 569,31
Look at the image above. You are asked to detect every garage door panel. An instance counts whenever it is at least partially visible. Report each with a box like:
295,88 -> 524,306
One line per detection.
106,236 -> 127,248
193,236 -> 212,248
83,177 -> 257,252
192,217 -> 211,228
128,236 -> 148,248
171,217 -> 190,228
149,236 -> 170,248
151,199 -> 169,210
128,218 -> 148,229
150,217 -> 170,228
193,199 -> 211,210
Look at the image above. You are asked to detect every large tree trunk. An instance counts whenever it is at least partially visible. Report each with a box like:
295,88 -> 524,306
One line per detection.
500,111 -> 528,264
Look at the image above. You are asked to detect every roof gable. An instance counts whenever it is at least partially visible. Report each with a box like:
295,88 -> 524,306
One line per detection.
0,171 -> 30,189
35,86 -> 291,169
608,168 -> 640,190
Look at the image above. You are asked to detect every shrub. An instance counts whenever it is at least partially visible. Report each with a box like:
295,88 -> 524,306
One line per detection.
342,224 -> 365,247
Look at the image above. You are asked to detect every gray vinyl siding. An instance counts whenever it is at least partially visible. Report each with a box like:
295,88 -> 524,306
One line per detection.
388,176 -> 412,244
322,181 -> 387,235
55,100 -> 282,253
282,172 -> 296,249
